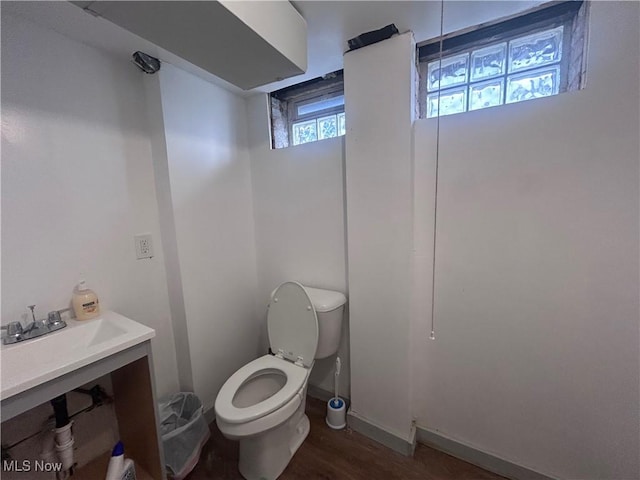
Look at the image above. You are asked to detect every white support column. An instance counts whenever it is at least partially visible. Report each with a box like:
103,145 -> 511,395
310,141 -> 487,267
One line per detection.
344,32 -> 417,452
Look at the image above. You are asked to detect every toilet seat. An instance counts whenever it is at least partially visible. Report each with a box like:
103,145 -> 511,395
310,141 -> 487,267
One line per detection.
215,354 -> 308,424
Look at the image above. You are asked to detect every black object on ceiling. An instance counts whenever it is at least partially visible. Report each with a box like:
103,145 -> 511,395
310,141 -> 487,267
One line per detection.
132,51 -> 161,74
347,24 -> 400,52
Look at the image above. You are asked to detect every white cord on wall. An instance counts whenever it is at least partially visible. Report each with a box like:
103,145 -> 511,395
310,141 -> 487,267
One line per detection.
430,0 -> 445,341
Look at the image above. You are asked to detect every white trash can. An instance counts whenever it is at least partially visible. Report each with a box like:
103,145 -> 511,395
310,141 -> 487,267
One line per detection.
158,392 -> 210,480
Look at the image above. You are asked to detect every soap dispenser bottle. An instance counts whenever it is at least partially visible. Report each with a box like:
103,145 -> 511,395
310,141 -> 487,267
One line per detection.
72,279 -> 100,320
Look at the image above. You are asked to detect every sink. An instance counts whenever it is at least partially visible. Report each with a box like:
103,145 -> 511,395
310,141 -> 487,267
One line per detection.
88,319 -> 128,346
1,311 -> 154,399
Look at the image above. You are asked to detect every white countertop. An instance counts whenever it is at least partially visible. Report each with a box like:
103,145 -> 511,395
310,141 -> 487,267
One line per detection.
1,311 -> 155,400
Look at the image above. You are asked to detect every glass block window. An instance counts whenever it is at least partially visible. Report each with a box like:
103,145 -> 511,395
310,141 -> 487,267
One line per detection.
292,119 -> 318,145
293,111 -> 345,145
270,70 -> 345,149
418,1 -> 588,119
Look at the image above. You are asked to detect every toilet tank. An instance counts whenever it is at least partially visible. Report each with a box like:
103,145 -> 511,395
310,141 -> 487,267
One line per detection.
304,286 -> 347,359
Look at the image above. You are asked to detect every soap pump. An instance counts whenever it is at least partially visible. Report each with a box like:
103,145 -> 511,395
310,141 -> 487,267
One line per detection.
72,278 -> 100,320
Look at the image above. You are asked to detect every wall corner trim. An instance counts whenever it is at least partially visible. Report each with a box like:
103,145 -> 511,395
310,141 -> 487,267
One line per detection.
203,405 -> 216,425
416,427 -> 559,480
347,409 -> 416,457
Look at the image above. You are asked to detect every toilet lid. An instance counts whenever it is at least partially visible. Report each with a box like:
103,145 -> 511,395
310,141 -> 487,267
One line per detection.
268,282 -> 318,368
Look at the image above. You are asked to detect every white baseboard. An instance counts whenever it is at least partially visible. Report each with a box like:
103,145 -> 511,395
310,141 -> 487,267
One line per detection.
306,383 -> 349,404
347,409 -> 416,457
205,388 -> 554,480
416,427 -> 559,480
308,385 -> 416,457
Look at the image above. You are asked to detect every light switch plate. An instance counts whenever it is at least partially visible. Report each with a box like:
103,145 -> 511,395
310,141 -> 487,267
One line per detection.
135,233 -> 154,259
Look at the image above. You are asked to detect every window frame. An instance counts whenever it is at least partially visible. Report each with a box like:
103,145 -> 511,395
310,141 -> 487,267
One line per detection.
288,87 -> 345,124
270,71 -> 345,148
417,0 -> 584,118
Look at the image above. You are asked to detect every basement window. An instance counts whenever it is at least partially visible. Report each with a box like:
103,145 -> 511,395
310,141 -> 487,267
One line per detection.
418,1 -> 589,118
270,71 -> 345,149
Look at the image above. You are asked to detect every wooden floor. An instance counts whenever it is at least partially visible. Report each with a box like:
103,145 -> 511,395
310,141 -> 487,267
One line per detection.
187,397 -> 505,480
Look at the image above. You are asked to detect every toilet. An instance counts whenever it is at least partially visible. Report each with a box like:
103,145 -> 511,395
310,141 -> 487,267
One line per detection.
214,281 -> 346,480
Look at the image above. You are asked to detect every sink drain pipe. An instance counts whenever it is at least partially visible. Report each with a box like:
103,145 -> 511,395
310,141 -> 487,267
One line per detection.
50,395 -> 74,476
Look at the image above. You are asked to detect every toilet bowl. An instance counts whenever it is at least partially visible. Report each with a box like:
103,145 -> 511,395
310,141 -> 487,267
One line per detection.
215,281 -> 346,480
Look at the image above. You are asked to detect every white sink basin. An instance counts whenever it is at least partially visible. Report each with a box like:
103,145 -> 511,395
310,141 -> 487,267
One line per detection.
1,311 -> 155,399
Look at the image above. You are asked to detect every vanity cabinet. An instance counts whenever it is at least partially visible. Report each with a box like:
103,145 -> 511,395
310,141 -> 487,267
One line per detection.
1,312 -> 166,480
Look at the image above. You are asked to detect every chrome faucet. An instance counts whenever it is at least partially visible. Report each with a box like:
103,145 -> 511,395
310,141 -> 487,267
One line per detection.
1,306 -> 68,345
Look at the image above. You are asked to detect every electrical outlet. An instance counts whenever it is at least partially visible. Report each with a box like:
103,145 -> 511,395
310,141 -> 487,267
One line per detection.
135,233 -> 154,259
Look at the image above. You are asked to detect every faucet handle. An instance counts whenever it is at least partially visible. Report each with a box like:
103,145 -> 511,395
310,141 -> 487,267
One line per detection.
1,321 -> 23,338
47,310 -> 63,326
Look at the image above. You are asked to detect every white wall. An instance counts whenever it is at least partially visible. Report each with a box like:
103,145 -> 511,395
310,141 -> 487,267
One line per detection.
1,13 -> 179,397
5,5 -> 638,478
344,32 -> 416,442
151,64 -> 260,411
246,94 -> 350,396
143,72 -> 194,393
412,2 -> 639,479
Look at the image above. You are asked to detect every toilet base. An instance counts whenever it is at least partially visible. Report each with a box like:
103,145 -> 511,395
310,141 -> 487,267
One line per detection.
238,400 -> 309,480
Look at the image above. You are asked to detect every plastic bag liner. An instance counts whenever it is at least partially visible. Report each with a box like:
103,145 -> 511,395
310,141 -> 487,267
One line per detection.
158,392 -> 210,480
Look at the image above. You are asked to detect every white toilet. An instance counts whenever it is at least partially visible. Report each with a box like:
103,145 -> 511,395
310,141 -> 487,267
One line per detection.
214,281 -> 346,480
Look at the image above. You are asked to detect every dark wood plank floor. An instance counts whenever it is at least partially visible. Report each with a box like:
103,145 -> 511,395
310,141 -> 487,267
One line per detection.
188,397 -> 506,480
